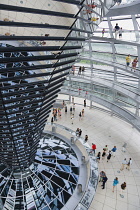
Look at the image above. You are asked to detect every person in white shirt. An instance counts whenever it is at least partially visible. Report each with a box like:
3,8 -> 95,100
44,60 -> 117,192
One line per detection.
126,158 -> 132,170
120,158 -> 127,171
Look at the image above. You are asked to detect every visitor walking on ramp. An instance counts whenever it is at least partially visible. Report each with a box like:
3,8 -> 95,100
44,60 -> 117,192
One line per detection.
102,28 -> 105,37
126,54 -> 131,67
114,23 -> 120,39
132,57 -> 138,72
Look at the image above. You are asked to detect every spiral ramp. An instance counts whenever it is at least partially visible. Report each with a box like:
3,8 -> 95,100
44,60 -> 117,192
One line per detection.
62,0 -> 140,131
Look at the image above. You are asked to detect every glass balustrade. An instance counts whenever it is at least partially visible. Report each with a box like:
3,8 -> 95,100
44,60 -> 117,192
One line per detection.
63,79 -> 137,115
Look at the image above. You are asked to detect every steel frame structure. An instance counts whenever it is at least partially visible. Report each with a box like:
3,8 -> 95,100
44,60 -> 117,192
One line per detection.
66,1 -> 140,131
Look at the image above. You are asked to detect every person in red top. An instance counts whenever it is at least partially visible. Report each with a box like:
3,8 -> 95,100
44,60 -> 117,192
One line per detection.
83,3 -> 97,14
87,4 -> 97,9
91,143 -> 96,154
132,57 -> 138,72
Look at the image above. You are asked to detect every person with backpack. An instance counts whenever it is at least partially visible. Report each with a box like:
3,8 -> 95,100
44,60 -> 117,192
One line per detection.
112,177 -> 119,192
101,175 -> 108,189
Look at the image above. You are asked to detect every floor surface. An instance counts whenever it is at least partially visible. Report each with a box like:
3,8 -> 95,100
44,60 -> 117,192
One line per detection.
47,95 -> 140,210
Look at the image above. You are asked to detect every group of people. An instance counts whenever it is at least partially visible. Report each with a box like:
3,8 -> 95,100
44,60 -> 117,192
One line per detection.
94,145 -> 117,162
126,54 -> 138,71
51,98 -> 133,199
83,3 -> 97,14
95,144 -> 132,197
76,130 -> 88,144
51,108 -> 62,122
78,66 -> 85,75
76,128 -> 83,137
115,0 -> 122,5
82,3 -> 99,22
79,109 -> 85,120
100,172 -> 126,196
71,66 -> 86,75
120,158 -> 132,171
88,17 -> 99,22
61,98 -> 87,125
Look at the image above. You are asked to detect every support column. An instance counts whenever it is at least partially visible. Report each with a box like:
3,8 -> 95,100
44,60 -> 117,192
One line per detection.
132,15 -> 140,116
90,99 -> 92,109
107,17 -> 117,104
88,34 -> 94,109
